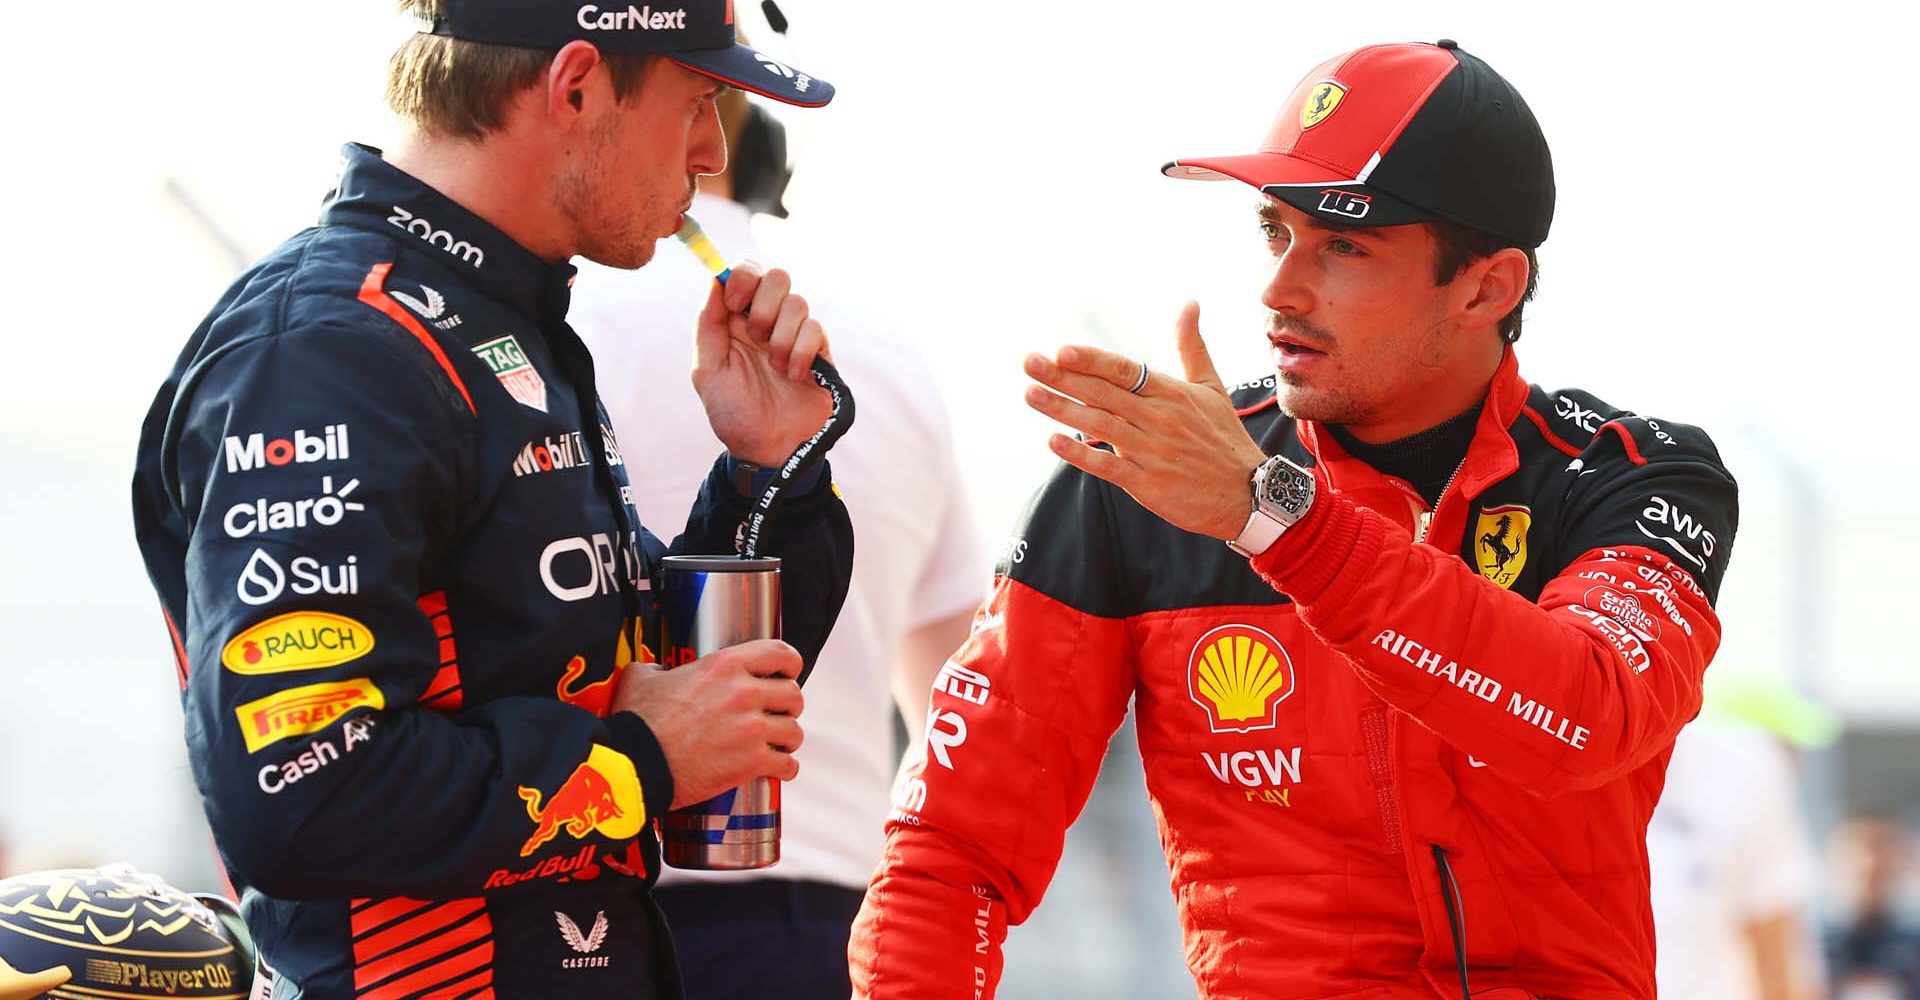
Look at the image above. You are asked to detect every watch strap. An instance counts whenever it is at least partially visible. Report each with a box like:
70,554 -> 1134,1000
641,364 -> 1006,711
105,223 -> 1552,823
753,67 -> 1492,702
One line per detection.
1227,507 -> 1286,558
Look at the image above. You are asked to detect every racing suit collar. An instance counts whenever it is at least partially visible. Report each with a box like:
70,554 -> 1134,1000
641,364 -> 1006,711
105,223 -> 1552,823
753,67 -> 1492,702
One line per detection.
323,143 -> 577,325
1298,347 -> 1526,504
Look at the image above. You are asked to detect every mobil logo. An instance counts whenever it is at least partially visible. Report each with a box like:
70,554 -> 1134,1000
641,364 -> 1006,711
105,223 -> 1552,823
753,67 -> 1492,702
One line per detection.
223,424 -> 350,474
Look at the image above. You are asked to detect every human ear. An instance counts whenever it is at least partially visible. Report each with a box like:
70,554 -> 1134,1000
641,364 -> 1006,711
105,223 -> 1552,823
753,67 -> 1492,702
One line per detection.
546,41 -> 607,127
1458,247 -> 1529,333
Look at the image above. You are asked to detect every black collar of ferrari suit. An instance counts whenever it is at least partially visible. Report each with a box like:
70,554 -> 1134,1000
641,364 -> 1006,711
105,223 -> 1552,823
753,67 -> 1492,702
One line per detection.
1327,400 -> 1484,507
322,143 -> 577,325
1300,348 -> 1527,508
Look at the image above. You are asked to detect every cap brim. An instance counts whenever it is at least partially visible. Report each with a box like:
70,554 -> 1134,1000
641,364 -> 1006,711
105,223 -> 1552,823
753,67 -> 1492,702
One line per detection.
671,44 -> 832,108
1163,152 -> 1432,228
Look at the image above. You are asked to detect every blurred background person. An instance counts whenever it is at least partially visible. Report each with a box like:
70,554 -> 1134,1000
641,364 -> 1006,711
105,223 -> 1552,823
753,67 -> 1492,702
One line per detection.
1649,679 -> 1835,1000
1829,815 -> 1920,999
569,80 -> 988,1000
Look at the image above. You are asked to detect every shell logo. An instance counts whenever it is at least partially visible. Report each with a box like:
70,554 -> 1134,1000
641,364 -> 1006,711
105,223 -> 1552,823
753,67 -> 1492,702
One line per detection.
1187,624 -> 1296,733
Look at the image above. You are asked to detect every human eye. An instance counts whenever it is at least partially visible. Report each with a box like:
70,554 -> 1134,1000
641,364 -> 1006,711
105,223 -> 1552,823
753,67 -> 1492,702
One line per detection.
1259,220 -> 1287,244
1327,236 -> 1366,257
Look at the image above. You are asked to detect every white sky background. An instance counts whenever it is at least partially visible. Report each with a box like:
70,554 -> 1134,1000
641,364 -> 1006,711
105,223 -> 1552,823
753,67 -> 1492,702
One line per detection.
0,0 -> 1915,878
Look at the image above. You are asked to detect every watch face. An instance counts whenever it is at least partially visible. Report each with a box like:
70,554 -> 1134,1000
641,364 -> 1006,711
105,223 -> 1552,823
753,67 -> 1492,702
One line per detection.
1260,462 -> 1314,518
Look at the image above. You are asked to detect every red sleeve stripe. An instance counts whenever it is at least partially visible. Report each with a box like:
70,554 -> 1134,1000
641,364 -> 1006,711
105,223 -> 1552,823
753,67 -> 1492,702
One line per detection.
358,262 -> 477,415
1602,422 -> 1650,466
1518,406 -> 1584,458
417,591 -> 465,712
162,607 -> 190,690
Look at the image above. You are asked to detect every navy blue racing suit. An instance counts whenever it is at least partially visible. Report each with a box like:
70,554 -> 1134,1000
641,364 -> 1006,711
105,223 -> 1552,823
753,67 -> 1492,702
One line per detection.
131,144 -> 853,1000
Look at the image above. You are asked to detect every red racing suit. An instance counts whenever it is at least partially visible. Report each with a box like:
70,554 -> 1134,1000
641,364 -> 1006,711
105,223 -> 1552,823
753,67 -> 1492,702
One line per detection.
851,351 -> 1737,999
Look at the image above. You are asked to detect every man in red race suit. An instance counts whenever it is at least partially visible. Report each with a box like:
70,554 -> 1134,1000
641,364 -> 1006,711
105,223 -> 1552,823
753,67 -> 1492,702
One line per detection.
851,39 -> 1737,1000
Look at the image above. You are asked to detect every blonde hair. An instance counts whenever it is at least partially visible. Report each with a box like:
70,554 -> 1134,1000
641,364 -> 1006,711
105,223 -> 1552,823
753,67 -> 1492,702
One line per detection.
388,0 -> 654,139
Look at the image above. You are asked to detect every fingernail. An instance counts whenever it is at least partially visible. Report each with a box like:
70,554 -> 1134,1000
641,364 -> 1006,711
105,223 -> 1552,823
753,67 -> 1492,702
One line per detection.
1058,347 -> 1084,367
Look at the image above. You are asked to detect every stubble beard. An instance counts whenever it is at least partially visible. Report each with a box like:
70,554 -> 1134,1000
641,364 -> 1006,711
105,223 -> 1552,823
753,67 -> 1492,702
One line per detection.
1269,314 -> 1377,427
558,120 -> 664,271
1275,375 -> 1378,427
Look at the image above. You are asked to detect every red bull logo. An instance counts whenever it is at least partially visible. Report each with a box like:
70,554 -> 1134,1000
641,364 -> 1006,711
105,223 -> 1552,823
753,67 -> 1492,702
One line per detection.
1187,624 -> 1297,734
517,745 -> 646,857
556,656 -> 623,717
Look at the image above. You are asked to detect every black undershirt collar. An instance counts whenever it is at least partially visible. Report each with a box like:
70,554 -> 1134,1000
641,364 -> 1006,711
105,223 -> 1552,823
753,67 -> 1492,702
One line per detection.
1327,400 -> 1484,507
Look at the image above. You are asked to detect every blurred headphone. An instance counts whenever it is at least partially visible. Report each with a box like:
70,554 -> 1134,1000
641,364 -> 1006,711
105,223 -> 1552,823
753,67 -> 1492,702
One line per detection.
726,0 -> 795,219
732,101 -> 792,219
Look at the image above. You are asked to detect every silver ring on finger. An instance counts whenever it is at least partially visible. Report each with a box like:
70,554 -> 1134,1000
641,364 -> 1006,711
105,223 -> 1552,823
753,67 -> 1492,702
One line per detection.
1127,361 -> 1150,395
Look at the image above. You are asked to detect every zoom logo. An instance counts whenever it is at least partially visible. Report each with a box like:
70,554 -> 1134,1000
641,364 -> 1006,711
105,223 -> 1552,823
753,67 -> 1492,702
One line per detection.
387,206 -> 484,268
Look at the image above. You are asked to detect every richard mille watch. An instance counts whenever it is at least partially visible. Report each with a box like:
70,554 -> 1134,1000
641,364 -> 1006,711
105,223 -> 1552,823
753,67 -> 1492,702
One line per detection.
1226,454 -> 1317,557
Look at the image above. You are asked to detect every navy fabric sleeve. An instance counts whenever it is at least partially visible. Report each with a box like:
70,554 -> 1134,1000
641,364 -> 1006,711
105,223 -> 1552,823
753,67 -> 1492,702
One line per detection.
172,324 -> 672,900
667,455 -> 853,686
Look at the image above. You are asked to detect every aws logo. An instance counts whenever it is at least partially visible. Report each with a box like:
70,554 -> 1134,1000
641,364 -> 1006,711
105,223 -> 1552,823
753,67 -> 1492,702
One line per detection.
1187,624 -> 1296,734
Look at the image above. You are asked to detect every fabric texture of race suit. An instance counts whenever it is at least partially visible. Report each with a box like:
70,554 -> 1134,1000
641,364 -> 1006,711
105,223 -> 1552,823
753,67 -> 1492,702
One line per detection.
130,144 -> 853,1000
850,349 -> 1737,1000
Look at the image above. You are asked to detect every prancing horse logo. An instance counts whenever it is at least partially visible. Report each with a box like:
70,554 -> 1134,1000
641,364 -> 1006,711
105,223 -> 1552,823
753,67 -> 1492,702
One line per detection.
1473,504 -> 1533,590
1301,81 -> 1347,129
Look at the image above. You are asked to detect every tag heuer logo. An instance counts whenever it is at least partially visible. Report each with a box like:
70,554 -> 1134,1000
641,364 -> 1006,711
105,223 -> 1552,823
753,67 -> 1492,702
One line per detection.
472,335 -> 549,413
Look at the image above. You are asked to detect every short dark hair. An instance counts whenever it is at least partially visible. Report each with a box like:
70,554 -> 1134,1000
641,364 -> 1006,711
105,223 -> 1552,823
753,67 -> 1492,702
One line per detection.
389,0 -> 654,140
1428,218 -> 1539,343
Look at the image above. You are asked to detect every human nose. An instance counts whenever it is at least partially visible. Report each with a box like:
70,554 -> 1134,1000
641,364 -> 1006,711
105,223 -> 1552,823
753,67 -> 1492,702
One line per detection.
1259,245 -> 1316,317
690,98 -> 726,177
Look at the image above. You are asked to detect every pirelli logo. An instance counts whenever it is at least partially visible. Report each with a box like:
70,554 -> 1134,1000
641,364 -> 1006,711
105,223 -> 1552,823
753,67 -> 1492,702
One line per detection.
235,678 -> 384,753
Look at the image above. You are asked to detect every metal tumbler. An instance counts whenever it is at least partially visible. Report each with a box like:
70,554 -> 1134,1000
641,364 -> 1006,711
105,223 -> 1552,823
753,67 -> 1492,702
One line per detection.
658,555 -> 783,870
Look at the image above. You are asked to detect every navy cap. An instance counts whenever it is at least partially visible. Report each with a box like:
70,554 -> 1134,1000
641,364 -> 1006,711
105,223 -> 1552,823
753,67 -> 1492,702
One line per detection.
427,0 -> 833,107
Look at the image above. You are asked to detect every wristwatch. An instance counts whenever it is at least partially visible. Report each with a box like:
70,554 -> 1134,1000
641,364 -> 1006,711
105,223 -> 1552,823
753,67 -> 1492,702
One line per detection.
1226,454 -> 1317,557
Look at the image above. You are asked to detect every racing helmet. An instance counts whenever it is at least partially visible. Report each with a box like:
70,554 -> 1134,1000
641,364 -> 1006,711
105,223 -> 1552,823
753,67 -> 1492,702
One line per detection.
0,864 -> 253,1000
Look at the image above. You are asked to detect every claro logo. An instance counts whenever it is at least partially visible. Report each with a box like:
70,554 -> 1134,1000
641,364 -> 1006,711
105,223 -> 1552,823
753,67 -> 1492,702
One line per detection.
387,206 -> 484,268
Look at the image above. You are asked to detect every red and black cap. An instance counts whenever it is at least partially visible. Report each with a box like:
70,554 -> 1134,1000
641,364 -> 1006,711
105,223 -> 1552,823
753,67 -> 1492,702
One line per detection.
424,0 -> 833,107
1164,40 -> 1551,247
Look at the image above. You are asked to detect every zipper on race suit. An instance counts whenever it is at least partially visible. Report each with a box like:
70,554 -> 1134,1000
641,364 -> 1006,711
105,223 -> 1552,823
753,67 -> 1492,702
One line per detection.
1431,844 -> 1472,1000
1414,458 -> 1470,543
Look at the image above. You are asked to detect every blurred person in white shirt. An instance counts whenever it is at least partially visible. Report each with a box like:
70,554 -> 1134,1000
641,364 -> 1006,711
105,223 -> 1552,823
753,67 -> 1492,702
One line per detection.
1649,684 -> 1832,1000
569,86 -> 987,1000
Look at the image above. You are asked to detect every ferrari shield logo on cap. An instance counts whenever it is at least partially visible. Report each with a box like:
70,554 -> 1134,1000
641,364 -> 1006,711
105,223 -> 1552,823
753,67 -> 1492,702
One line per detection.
1300,81 -> 1346,129
1474,504 -> 1532,590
